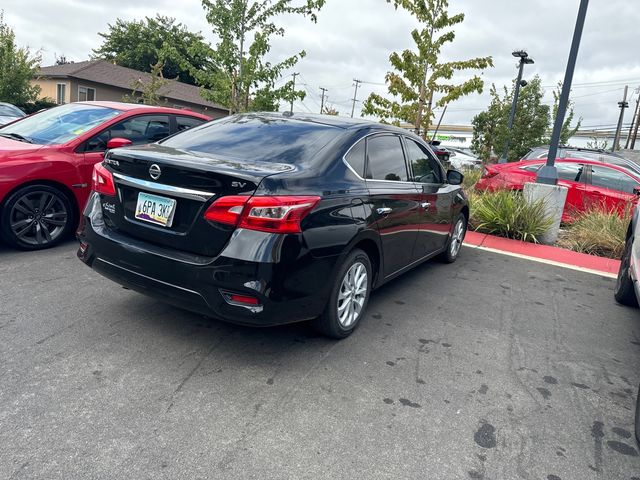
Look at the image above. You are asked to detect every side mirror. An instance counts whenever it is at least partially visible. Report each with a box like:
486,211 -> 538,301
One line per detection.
447,169 -> 464,185
106,137 -> 133,149
634,186 -> 640,196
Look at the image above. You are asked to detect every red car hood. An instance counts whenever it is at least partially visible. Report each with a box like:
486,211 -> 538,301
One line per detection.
0,136 -> 46,160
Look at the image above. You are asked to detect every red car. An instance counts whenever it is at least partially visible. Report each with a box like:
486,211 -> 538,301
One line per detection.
475,158 -> 640,221
0,102 -> 210,250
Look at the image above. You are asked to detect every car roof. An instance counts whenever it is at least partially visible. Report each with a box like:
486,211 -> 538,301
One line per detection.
517,157 -> 640,179
76,101 -> 210,119
241,111 -> 412,133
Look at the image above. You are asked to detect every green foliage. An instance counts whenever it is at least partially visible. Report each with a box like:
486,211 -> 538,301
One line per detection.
586,136 -> 609,150
0,12 -> 42,107
461,168 -> 481,191
20,97 -> 56,114
93,15 -> 210,85
122,61 -> 168,106
197,0 -> 325,113
471,78 -> 582,162
559,204 -> 631,259
362,0 -> 492,136
470,190 -> 553,243
547,82 -> 582,144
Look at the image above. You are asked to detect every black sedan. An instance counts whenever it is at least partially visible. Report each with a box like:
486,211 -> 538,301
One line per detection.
614,209 -> 640,445
77,113 -> 468,338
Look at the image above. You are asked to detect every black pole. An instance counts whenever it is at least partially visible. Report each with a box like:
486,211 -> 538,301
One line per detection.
537,0 -> 589,185
431,105 -> 448,141
499,59 -> 526,164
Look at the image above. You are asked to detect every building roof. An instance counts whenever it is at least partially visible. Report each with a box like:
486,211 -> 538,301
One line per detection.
38,60 -> 227,111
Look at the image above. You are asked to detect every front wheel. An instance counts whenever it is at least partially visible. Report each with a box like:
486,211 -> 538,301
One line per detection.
0,184 -> 75,250
614,235 -> 638,307
312,248 -> 372,339
438,213 -> 467,263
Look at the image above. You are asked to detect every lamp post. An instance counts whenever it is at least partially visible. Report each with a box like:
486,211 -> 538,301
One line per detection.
524,0 -> 589,246
498,51 -> 534,164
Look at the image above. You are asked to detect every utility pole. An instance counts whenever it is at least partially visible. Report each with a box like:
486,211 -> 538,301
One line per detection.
625,89 -> 639,149
499,51 -> 534,163
612,85 -> 629,151
319,87 -> 328,114
350,79 -> 362,118
631,97 -> 640,149
290,72 -> 299,114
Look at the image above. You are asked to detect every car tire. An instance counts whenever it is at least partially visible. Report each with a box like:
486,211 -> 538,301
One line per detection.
312,248 -> 372,339
635,384 -> 640,447
0,184 -> 75,250
614,235 -> 638,307
438,213 -> 467,263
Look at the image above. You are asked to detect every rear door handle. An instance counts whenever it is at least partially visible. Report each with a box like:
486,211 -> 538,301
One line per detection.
420,202 -> 431,209
377,207 -> 392,215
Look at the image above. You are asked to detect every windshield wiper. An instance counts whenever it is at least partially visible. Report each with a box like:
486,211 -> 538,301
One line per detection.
0,132 -> 33,143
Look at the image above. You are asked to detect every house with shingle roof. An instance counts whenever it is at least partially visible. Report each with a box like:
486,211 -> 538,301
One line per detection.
33,59 -> 228,118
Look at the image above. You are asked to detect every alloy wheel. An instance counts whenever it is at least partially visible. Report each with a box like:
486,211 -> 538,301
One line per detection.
9,191 -> 68,246
450,218 -> 465,258
337,261 -> 368,328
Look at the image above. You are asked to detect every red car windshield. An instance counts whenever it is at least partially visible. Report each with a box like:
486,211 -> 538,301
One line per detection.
0,103 -> 120,145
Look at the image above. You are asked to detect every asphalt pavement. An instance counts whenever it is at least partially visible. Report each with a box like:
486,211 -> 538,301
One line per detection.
1,240 -> 639,480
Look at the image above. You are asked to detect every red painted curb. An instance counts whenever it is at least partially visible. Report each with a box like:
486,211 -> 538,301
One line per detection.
463,230 -> 621,276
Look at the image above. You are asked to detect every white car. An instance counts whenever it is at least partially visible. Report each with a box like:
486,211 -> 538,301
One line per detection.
447,147 -> 482,170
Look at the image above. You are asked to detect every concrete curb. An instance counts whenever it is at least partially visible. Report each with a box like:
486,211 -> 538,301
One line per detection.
463,230 -> 621,278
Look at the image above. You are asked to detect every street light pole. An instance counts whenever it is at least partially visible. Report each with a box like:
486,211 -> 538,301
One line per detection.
499,52 -> 533,164
537,0 -> 589,185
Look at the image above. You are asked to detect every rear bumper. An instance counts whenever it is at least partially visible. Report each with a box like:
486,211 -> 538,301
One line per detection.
77,194 -> 338,327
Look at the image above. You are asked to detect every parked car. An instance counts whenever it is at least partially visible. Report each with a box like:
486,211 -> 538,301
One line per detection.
475,158 -> 640,221
0,101 -> 210,250
613,212 -> 640,446
429,140 -> 451,164
522,146 -> 640,177
0,102 -> 26,126
77,113 -> 468,338
447,147 -> 482,170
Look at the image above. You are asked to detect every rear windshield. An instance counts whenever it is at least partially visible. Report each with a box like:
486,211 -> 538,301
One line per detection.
161,115 -> 339,164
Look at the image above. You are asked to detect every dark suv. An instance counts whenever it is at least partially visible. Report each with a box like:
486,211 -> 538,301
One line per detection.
77,113 -> 468,338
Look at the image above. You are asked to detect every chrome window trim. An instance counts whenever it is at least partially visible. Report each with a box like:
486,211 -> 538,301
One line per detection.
341,132 -> 420,185
112,172 -> 215,202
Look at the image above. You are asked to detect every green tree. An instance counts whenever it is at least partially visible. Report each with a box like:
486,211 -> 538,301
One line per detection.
0,12 -> 42,107
197,0 -> 325,114
471,77 -> 582,162
122,60 -> 168,106
93,15 -> 209,85
547,82 -> 582,144
362,0 -> 493,137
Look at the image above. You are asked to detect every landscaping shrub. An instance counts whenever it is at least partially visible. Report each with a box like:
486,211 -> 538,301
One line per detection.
559,205 -> 631,259
462,168 -> 482,191
470,190 -> 553,243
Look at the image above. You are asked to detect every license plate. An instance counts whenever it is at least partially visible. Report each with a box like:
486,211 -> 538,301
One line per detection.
134,192 -> 176,227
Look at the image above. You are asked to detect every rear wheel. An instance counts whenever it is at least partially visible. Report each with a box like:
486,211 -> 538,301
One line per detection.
438,213 -> 466,263
614,235 -> 638,307
312,248 -> 372,339
0,184 -> 75,250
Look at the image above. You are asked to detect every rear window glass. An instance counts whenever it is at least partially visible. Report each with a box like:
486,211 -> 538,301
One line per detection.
161,115 -> 339,164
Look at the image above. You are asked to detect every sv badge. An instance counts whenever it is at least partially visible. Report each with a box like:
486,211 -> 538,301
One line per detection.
231,181 -> 247,188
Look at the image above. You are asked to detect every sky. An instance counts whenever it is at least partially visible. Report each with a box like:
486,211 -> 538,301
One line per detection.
3,0 -> 640,132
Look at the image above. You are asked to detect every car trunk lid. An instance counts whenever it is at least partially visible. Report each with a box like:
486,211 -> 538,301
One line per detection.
99,144 -> 293,257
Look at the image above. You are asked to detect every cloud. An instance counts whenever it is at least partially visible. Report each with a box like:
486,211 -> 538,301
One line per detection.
3,0 -> 639,128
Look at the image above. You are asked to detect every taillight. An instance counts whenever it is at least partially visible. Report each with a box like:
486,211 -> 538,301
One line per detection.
482,167 -> 499,179
204,195 -> 321,234
92,163 -> 116,196
203,195 -> 249,225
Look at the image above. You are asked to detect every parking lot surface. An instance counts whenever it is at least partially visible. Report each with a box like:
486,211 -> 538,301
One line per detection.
1,241 -> 639,479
